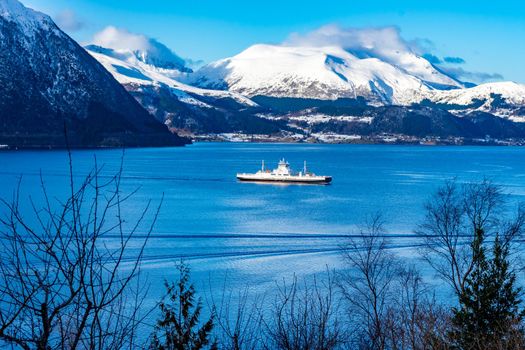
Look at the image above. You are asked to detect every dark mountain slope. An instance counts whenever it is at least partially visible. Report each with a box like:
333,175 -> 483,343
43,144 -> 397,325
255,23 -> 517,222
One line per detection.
0,0 -> 188,148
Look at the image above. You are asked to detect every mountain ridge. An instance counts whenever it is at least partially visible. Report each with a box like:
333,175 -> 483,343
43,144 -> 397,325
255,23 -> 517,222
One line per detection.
85,46 -> 283,135
88,39 -> 525,143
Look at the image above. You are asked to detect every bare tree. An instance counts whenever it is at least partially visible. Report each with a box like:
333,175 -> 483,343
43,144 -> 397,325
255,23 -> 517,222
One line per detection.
391,266 -> 452,350
338,214 -> 399,350
210,283 -> 264,350
0,152 -> 160,350
339,213 -> 455,350
417,179 -> 525,298
263,271 -> 344,350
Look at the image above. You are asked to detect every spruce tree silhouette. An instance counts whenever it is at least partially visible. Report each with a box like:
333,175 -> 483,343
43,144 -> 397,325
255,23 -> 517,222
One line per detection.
151,262 -> 217,350
451,230 -> 524,349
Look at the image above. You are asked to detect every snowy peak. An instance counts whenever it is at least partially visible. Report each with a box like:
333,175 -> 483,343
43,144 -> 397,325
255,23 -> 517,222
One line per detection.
85,44 -> 190,74
86,45 -> 258,107
0,0 -> 43,22
366,49 -> 464,89
189,44 -> 435,104
85,45 -> 274,135
420,81 -> 525,122
129,46 -> 189,71
89,26 -> 190,72
0,0 -> 58,35
428,81 -> 525,106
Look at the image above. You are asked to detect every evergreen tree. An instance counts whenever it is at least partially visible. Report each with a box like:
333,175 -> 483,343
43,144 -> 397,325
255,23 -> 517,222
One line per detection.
151,263 -> 217,350
451,230 -> 524,349
487,234 -> 524,346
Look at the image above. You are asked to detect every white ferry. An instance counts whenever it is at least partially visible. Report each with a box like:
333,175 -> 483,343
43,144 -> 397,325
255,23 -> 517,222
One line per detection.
237,159 -> 332,184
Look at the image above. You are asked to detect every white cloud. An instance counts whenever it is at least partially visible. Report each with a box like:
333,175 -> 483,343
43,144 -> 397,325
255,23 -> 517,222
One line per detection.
439,67 -> 503,83
54,9 -> 84,32
92,26 -> 150,52
284,25 -> 415,60
283,24 -> 502,83
90,26 -> 186,70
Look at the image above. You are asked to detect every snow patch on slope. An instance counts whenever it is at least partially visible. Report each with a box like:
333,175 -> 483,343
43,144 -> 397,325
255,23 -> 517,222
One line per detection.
0,0 -> 59,36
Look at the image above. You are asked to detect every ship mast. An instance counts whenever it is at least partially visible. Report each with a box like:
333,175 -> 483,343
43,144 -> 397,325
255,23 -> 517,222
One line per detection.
262,160 -> 265,172
304,161 -> 307,174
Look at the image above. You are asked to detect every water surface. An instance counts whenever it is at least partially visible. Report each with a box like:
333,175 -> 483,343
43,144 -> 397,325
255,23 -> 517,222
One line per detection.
1,143 -> 525,304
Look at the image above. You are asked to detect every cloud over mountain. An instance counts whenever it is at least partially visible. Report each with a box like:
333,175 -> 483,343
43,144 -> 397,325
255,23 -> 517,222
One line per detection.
444,56 -> 466,64
282,25 -> 463,88
54,9 -> 84,32
439,67 -> 503,83
422,53 -> 442,64
284,24 -> 503,84
91,26 -> 188,70
284,25 -> 414,61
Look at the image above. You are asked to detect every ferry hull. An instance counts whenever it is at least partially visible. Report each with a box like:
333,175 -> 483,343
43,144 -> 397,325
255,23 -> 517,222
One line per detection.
236,174 -> 332,184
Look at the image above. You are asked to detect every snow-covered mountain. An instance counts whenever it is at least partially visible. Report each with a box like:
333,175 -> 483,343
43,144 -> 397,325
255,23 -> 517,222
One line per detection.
428,82 -> 525,106
86,45 -> 257,107
344,48 -> 464,90
0,0 -> 187,147
187,43 -> 525,124
86,38 -> 525,140
419,82 -> 525,122
188,44 -> 463,105
85,45 -> 283,134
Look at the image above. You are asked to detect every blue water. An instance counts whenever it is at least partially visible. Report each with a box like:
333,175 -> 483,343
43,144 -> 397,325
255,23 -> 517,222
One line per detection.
1,143 -> 525,310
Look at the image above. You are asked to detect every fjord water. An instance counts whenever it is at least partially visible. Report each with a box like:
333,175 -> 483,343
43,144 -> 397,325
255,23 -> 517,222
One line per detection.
1,143 -> 525,302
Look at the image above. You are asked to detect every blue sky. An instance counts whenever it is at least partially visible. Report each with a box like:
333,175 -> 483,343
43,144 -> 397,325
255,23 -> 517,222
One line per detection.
24,0 -> 525,83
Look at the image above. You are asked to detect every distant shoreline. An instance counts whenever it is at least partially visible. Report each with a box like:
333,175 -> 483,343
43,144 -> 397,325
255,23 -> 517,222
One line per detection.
189,134 -> 525,146
3,135 -> 525,150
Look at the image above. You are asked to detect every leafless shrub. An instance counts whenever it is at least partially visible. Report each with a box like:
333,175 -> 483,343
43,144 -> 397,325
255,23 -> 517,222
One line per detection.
339,214 -> 454,350
210,283 -> 264,350
262,271 -> 344,350
389,266 -> 452,350
338,214 -> 399,350
0,152 -> 159,350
